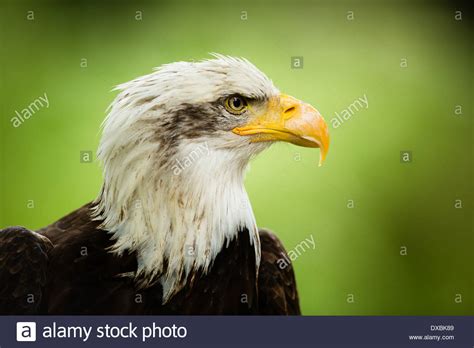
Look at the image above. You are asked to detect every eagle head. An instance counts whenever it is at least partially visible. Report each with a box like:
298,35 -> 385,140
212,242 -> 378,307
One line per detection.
93,54 -> 329,302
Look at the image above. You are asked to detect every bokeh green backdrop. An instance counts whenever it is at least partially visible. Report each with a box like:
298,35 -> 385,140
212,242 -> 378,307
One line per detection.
0,0 -> 472,315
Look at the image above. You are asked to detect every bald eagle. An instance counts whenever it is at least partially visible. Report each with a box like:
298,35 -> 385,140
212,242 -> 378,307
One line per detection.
0,55 -> 329,315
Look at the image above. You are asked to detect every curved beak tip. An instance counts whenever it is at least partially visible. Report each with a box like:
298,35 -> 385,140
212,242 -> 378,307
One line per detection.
318,147 -> 328,167
317,121 -> 329,166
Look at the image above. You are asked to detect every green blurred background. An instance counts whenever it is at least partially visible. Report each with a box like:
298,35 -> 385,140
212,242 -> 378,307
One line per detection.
0,0 -> 472,315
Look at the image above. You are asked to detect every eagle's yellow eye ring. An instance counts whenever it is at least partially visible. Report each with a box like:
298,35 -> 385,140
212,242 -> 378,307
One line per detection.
225,95 -> 248,115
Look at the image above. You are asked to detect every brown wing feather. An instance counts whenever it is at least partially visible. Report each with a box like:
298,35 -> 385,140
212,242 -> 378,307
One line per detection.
1,205 -> 299,315
37,203 -> 140,314
0,226 -> 53,314
257,229 -> 301,315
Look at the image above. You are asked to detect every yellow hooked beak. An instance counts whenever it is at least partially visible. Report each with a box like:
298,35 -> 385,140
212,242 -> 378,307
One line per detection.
232,94 -> 330,165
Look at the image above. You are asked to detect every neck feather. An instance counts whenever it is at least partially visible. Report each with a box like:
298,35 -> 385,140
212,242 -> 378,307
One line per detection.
93,138 -> 260,302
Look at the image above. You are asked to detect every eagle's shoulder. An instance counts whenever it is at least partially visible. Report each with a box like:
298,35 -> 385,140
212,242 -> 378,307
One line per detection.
38,202 -> 101,243
258,228 -> 301,315
37,203 -> 138,314
0,226 -> 53,314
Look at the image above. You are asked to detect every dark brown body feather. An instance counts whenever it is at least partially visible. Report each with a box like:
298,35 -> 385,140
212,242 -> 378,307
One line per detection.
0,203 -> 300,315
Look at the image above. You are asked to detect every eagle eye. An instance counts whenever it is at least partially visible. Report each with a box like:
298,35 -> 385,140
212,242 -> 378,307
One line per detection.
225,95 -> 248,115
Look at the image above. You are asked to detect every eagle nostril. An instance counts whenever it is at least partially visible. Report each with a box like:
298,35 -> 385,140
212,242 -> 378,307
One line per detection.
284,106 -> 296,115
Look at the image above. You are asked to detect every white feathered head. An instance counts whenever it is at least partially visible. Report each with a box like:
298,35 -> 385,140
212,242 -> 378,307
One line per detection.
93,55 -> 329,302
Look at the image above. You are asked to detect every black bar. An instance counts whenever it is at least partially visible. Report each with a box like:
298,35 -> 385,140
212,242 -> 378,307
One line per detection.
2,316 -> 473,347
